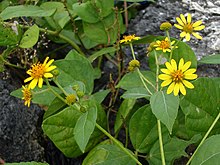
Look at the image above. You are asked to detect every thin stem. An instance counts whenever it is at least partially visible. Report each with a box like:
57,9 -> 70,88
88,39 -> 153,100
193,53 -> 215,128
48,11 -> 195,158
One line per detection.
95,123 -> 142,165
157,120 -> 166,165
129,43 -> 136,60
137,69 -> 152,95
154,50 -> 159,91
186,111 -> 220,165
53,79 -> 68,96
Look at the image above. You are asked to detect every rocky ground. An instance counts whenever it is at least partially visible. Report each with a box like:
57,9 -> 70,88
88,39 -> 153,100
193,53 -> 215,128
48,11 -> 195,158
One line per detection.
0,0 -> 219,164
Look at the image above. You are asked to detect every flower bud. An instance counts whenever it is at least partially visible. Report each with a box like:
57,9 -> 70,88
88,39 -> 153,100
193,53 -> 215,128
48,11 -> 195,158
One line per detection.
160,22 -> 172,31
51,69 -> 59,76
65,94 -> 77,105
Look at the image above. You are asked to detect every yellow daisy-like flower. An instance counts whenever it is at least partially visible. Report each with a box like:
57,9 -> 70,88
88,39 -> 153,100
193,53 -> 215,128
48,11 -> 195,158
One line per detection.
158,58 -> 198,96
22,85 -> 32,107
174,13 -> 205,41
24,57 -> 56,89
120,34 -> 140,44
154,37 -> 177,53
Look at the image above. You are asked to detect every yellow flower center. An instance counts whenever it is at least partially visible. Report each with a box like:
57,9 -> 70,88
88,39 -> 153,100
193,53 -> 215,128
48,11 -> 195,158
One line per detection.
171,70 -> 184,83
160,40 -> 170,49
124,35 -> 134,41
31,63 -> 45,78
183,23 -> 193,33
23,88 -> 32,101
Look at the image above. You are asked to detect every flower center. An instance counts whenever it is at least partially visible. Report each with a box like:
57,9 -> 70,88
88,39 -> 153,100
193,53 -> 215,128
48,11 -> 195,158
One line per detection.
31,63 -> 45,78
183,23 -> 193,33
160,40 -> 170,49
23,89 -> 31,101
171,70 -> 184,83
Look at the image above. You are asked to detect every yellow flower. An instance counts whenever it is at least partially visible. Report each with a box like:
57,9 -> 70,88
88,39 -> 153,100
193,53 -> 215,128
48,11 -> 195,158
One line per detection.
65,94 -> 77,105
158,58 -> 198,96
22,85 -> 32,107
154,37 -> 177,53
24,57 -> 56,89
174,13 -> 205,41
120,34 -> 140,44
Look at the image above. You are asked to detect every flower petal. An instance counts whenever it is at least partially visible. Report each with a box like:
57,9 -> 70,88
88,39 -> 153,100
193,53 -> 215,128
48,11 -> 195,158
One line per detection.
24,76 -> 33,83
171,41 -> 175,45
182,80 -> 194,89
185,33 -> 191,41
192,20 -> 203,27
43,57 -> 49,66
182,61 -> 191,72
184,74 -> 198,80
167,82 -> 175,94
187,13 -> 191,24
192,32 -> 203,40
158,74 -> 171,80
178,58 -> 184,70
174,24 -> 183,30
180,14 -> 187,24
176,17 -> 184,26
184,68 -> 196,74
38,78 -> 43,88
174,83 -> 180,96
161,79 -> 172,87
180,31 -> 186,38
161,69 -> 171,74
171,59 -> 177,71
179,83 -> 186,95
29,79 -> 38,89
194,25 -> 205,31
45,65 -> 57,72
44,73 -> 53,78
45,59 -> 55,68
165,61 -> 175,72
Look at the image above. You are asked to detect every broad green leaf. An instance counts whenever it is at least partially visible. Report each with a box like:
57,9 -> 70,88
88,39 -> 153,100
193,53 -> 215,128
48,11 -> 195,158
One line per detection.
74,103 -> 97,152
55,50 -> 94,94
19,24 -> 39,48
82,144 -> 136,165
132,35 -> 156,44
148,134 -> 200,165
5,162 -> 49,165
90,89 -> 110,104
191,135 -> 220,165
180,78 -> 220,137
0,5 -> 56,20
114,99 -> 136,134
150,91 -> 179,133
10,85 -> 62,106
88,47 -> 117,62
199,54 -> 220,64
94,0 -> 114,18
0,24 -> 19,46
129,105 -> 158,153
121,87 -> 151,99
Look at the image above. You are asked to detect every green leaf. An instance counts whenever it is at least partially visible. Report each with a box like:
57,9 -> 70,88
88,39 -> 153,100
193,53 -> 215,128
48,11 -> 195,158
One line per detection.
0,24 -> 19,46
19,24 -> 39,48
74,103 -> 97,152
199,54 -> 220,64
5,162 -> 49,165
88,47 -> 117,62
180,78 -> 220,137
0,5 -> 56,20
150,91 -> 179,133
129,105 -> 158,153
148,134 -> 200,165
191,135 -> 220,165
114,99 -> 136,134
82,144 -> 136,165
55,50 -> 95,94
90,89 -> 110,104
121,87 -> 151,99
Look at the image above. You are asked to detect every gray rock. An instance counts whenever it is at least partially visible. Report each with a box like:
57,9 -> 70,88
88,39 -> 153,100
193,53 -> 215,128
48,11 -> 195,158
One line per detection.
0,76 -> 45,163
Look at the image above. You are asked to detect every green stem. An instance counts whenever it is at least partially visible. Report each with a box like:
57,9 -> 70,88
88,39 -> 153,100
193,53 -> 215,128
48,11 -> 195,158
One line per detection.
53,79 -> 68,96
157,120 -> 166,165
153,50 -> 159,91
95,123 -> 142,165
186,111 -> 220,165
129,43 -> 136,60
137,69 -> 152,95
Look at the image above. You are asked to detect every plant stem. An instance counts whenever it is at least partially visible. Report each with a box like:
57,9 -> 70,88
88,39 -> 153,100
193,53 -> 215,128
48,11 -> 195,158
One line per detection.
153,50 -> 159,91
137,69 -> 152,95
129,43 -> 136,60
186,111 -> 220,165
53,79 -> 68,96
157,120 -> 166,165
95,123 -> 142,165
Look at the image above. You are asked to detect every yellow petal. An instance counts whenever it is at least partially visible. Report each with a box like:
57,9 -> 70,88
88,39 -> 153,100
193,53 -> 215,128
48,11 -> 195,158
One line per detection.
184,74 -> 198,80
180,31 -> 186,38
179,83 -> 186,95
29,79 -> 38,89
182,80 -> 194,89
192,20 -> 203,27
185,33 -> 191,41
180,14 -> 187,24
176,17 -> 184,26
38,78 -> 43,88
156,47 -> 162,51
158,74 -> 172,80
167,82 -> 175,94
192,32 -> 203,40
165,61 -> 175,72
165,37 -> 169,41
43,57 -> 49,65
174,24 -> 183,30
156,41 -> 161,44
44,73 -> 53,78
184,68 -> 196,74
26,70 -> 32,75
194,25 -> 205,31
171,59 -> 177,71
45,65 -> 57,72
174,83 -> 180,96
161,69 -> 171,74
24,76 -> 33,83
187,13 -> 191,24
178,58 -> 184,70
171,41 -> 175,45
161,79 -> 172,87
45,59 -> 55,69
181,61 -> 191,72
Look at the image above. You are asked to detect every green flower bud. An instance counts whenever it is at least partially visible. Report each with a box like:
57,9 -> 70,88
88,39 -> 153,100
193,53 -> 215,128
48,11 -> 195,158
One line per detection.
65,94 -> 77,105
160,22 -> 172,31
